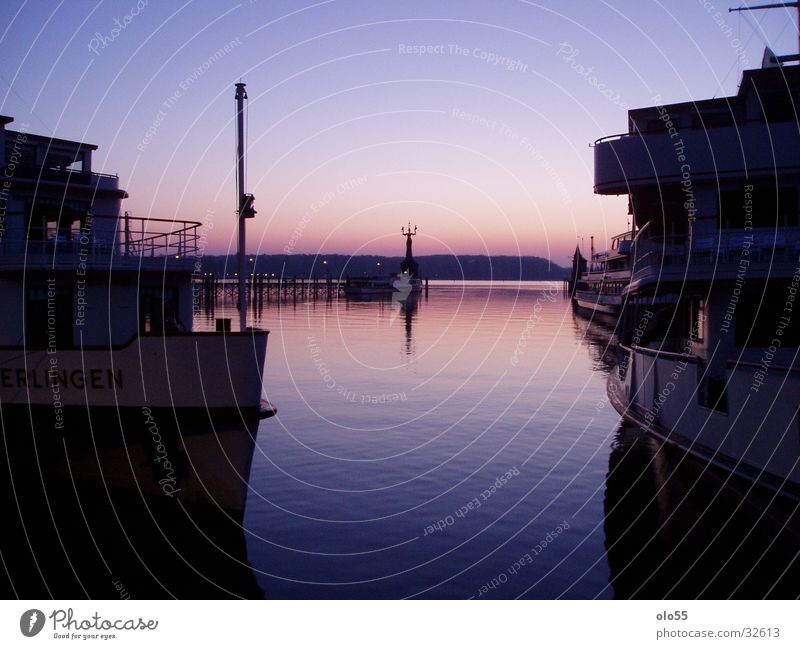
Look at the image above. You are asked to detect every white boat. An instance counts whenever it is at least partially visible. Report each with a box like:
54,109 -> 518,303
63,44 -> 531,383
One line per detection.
343,272 -> 420,297
597,24 -> 800,499
392,269 -> 422,297
0,84 -> 272,516
343,275 -> 397,296
572,231 -> 633,317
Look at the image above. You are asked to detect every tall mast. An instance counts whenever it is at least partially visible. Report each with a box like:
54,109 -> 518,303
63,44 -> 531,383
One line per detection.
730,2 -> 800,61
235,82 -> 255,333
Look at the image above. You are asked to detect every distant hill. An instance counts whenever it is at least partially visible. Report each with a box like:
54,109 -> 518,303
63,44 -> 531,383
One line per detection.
197,254 -> 567,280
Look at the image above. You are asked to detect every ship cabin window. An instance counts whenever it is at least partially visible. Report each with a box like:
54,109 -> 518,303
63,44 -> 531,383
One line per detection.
699,376 -> 728,414
735,285 -> 800,348
140,287 -> 184,334
633,295 -> 702,352
41,148 -> 85,173
63,153 -> 85,173
719,186 -> 798,229
26,283 -> 73,349
25,200 -> 92,243
689,297 -> 705,343
672,296 -> 704,346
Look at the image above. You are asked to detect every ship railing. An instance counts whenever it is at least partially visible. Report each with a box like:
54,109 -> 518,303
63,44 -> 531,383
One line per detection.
590,118 -> 770,147
0,214 -> 201,262
588,231 -> 635,268
1,164 -> 119,184
117,214 -> 201,259
631,227 -> 800,276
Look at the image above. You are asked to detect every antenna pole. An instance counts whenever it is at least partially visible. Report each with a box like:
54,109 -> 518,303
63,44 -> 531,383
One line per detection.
730,2 -> 800,56
235,82 -> 247,333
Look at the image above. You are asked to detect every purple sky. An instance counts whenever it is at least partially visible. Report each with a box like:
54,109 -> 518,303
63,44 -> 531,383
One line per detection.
2,0 -> 798,264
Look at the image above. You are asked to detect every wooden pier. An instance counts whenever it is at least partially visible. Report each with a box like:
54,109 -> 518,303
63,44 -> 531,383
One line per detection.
196,273 -> 347,306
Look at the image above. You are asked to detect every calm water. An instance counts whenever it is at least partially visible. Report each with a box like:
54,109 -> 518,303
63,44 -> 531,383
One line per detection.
3,284 -> 799,599
197,283 -> 800,599
238,283 -> 616,598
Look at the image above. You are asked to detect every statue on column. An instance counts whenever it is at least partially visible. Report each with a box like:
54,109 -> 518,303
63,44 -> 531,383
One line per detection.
400,223 -> 419,277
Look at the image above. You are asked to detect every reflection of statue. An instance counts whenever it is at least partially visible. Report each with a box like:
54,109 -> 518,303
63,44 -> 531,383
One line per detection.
400,223 -> 419,277
391,290 -> 419,358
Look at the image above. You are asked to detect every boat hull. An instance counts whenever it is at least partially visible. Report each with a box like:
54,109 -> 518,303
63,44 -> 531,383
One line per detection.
574,290 -> 623,316
0,331 -> 269,513
608,347 -> 800,500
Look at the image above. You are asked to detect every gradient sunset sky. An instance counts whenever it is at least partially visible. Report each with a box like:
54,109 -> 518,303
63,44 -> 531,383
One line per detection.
2,0 -> 798,265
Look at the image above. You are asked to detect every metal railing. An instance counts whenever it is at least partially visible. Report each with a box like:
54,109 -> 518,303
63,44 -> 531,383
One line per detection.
588,230 -> 634,271
0,213 -> 201,261
1,164 -> 119,184
591,117 -> 770,147
631,227 -> 800,277
118,213 -> 200,258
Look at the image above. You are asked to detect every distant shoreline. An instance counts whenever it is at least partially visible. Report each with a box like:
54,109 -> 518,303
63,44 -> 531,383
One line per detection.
198,254 -> 568,281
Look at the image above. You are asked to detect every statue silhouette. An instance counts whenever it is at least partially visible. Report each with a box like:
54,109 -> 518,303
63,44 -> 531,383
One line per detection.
400,223 -> 419,277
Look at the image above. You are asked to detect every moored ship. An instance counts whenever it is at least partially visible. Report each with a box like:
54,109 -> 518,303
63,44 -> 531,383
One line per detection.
597,21 -> 800,498
572,230 -> 634,317
0,84 -> 272,516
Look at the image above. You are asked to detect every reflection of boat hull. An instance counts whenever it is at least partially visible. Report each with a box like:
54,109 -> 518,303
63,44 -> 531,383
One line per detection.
604,422 -> 800,598
0,332 -> 269,513
0,462 -> 264,597
572,309 -> 619,371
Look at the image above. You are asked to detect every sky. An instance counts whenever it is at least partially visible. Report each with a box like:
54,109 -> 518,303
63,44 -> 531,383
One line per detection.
2,0 -> 799,265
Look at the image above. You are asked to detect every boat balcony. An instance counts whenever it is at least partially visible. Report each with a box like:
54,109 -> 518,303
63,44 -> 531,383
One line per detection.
628,226 -> 800,289
593,121 -> 800,195
0,214 -> 200,271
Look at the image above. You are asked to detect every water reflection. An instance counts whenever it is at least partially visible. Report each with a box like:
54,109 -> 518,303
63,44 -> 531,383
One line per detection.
604,422 -> 800,598
571,310 -> 619,374
336,290 -> 421,359
393,292 -> 420,358
0,447 -> 262,599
